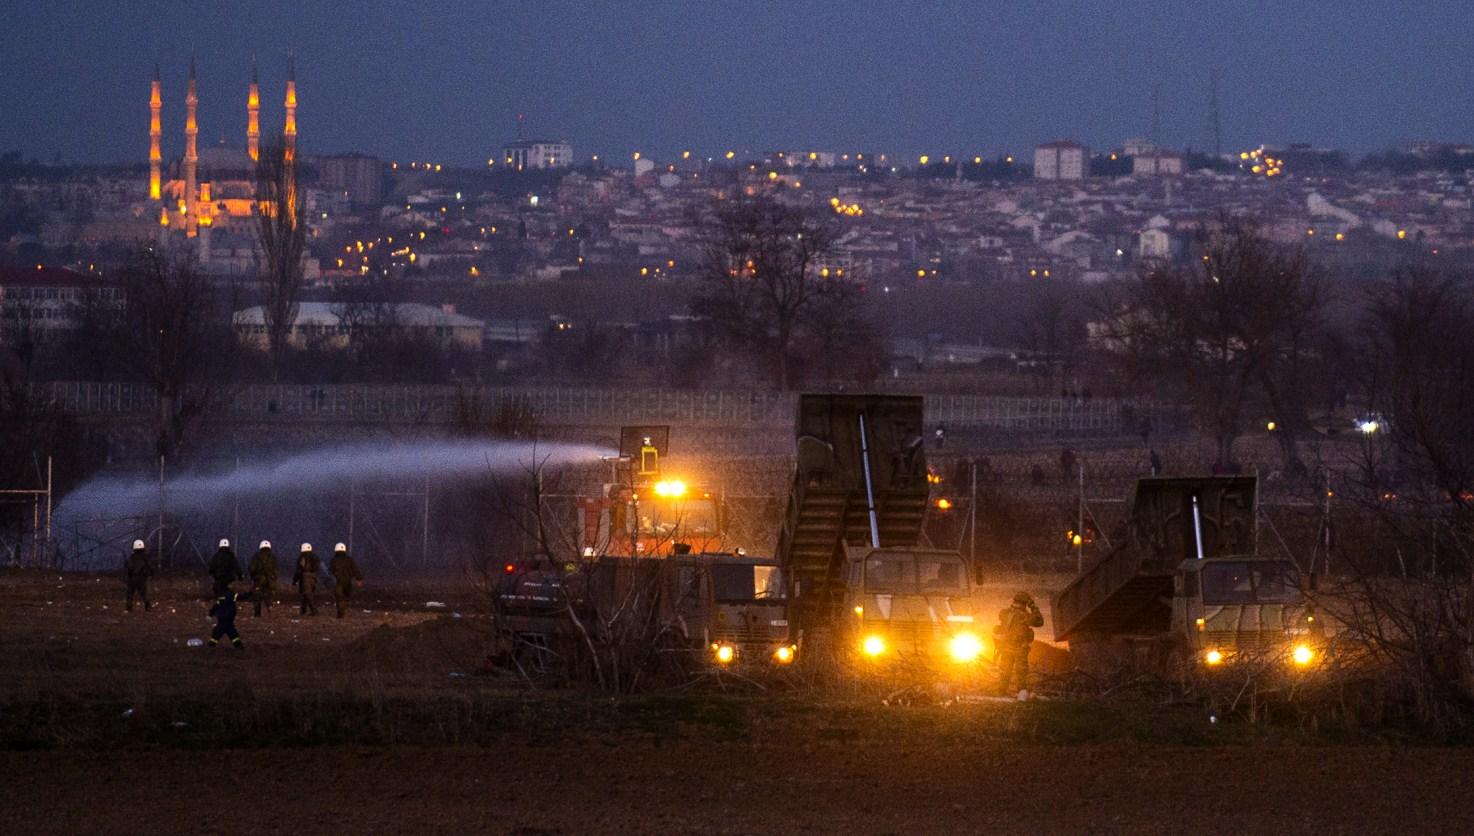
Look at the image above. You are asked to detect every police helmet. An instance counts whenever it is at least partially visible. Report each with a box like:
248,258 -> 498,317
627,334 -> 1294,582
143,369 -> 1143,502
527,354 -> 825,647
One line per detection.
334,542 -> 347,553
259,540 -> 272,550
218,538 -> 230,549
132,539 -> 146,550
300,542 -> 312,553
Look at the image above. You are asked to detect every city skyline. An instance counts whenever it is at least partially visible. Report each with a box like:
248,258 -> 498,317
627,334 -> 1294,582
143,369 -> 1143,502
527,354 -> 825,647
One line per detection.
3,1 -> 1474,166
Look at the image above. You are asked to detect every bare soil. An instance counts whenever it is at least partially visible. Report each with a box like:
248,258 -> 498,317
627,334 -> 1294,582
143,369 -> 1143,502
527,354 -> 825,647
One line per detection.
3,568 -> 1472,835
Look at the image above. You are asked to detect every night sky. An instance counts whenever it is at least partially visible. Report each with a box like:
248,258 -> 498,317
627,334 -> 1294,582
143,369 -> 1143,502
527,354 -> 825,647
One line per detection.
3,0 -> 1471,165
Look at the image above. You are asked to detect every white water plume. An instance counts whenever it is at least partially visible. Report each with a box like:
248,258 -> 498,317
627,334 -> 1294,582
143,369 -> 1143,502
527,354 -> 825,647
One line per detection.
57,438 -> 610,523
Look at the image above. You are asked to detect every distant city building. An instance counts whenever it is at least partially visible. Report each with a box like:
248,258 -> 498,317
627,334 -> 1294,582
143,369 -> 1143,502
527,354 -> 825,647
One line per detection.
318,153 -> 384,206
766,150 -> 838,168
1122,138 -> 1157,157
0,267 -> 122,342
1132,151 -> 1185,177
502,140 -> 572,170
1034,140 -> 1088,180
232,301 -> 485,351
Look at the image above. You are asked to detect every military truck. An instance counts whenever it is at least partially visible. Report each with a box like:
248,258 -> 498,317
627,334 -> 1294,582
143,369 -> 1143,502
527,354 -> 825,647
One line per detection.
1051,476 -> 1321,675
494,551 -> 794,673
775,395 -> 983,667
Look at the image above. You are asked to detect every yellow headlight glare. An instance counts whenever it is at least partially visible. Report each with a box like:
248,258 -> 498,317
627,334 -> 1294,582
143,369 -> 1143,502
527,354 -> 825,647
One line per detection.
948,632 -> 983,663
861,635 -> 886,658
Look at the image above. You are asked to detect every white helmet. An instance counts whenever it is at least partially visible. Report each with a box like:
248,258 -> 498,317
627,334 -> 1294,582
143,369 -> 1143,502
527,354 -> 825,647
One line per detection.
132,539 -> 146,550
259,540 -> 272,550
300,542 -> 312,553
334,542 -> 347,553
218,538 -> 230,549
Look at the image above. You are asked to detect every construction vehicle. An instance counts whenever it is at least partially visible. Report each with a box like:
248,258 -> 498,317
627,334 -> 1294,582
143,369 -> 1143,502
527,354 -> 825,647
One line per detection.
1051,475 -> 1321,675
775,395 -> 983,667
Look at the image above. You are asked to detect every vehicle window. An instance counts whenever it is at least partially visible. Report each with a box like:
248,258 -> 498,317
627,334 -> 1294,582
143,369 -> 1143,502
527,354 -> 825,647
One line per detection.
752,565 -> 784,599
1252,562 -> 1300,603
915,558 -> 965,593
711,565 -> 755,602
1201,561 -> 1300,604
637,497 -> 718,537
865,557 -> 910,589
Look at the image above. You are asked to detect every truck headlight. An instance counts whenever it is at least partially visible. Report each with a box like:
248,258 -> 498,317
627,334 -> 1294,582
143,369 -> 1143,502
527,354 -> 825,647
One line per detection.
862,635 -> 886,657
948,632 -> 983,663
713,643 -> 735,665
1291,644 -> 1314,666
773,645 -> 795,664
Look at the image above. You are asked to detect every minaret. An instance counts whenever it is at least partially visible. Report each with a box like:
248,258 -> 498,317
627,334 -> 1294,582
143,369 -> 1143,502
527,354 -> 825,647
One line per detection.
247,58 -> 260,163
149,65 -> 162,201
184,55 -> 199,238
283,56 -> 297,164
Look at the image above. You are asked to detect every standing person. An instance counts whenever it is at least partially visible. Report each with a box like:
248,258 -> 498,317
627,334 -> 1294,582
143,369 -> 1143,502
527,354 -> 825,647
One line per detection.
123,539 -> 153,612
993,591 -> 1044,697
292,543 -> 320,616
248,540 -> 278,617
208,587 -> 252,650
328,542 -> 364,619
207,538 -> 241,597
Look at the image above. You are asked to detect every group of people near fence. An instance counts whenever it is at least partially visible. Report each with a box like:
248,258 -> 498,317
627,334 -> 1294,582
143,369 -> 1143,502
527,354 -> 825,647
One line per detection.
122,537 -> 365,650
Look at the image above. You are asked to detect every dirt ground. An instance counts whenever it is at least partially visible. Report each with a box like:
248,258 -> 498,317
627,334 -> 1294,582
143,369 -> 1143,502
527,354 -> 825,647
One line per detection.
4,568 -> 1473,835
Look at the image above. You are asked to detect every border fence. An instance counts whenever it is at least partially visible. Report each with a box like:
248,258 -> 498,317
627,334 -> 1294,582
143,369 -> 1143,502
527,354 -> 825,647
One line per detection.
33,381 -> 1154,433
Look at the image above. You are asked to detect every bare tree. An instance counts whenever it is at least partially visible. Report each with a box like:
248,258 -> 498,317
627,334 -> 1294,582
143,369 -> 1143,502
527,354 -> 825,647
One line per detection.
255,141 -> 306,379
1097,218 -> 1326,470
692,194 -> 856,390
1310,269 -> 1474,729
107,249 -> 234,458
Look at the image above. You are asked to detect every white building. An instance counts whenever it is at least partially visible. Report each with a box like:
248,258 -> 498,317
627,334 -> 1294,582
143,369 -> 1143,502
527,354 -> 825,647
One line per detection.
1034,140 -> 1088,180
233,302 -> 485,351
0,267 -> 122,342
502,139 -> 573,170
1133,151 -> 1185,176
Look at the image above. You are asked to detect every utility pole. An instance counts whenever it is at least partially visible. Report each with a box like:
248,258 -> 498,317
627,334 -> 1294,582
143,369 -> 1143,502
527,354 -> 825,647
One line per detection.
969,459 -> 978,573
1077,458 -> 1086,574
157,455 -> 165,567
1151,84 -> 1162,147
1207,68 -> 1222,157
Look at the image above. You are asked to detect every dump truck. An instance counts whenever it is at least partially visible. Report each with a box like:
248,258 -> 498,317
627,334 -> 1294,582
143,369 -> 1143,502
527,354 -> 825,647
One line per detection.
775,395 -> 984,666
1051,475 -> 1321,675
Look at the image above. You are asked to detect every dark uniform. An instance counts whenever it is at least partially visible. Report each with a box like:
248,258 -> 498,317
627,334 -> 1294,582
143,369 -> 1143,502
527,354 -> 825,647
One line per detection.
208,591 -> 252,649
293,548 -> 321,616
248,546 -> 278,617
329,548 -> 364,619
124,545 -> 153,612
994,592 -> 1044,695
207,545 -> 242,597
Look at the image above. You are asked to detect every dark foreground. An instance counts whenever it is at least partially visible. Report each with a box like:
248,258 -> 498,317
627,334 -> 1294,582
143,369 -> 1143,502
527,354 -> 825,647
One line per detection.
4,742 -> 1472,835
3,570 -> 1472,835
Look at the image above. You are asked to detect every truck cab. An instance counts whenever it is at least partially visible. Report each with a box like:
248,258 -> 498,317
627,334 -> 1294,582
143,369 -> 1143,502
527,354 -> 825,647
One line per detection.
1179,556 -> 1318,666
841,545 -> 986,668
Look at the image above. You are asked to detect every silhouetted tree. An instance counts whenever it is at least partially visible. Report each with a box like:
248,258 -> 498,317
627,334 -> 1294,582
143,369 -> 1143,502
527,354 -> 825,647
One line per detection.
255,141 -> 306,379
107,250 -> 234,457
692,194 -> 878,390
1097,218 -> 1326,470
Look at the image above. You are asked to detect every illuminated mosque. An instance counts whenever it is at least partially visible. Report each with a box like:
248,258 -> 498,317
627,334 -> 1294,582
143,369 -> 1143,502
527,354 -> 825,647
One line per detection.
148,57 -> 298,273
